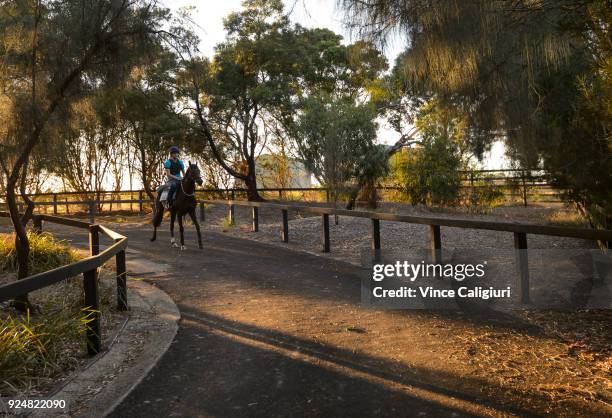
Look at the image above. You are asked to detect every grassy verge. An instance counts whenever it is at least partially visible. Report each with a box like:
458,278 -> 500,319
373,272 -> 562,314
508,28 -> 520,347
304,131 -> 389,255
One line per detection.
0,231 -> 79,275
0,231 -> 121,397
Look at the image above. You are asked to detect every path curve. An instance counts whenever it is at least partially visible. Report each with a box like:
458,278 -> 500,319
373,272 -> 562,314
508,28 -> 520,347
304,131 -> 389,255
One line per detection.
33,221 -> 609,417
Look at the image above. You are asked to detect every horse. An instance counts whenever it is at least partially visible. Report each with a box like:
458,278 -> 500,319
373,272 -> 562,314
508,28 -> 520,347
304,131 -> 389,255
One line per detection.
151,162 -> 204,250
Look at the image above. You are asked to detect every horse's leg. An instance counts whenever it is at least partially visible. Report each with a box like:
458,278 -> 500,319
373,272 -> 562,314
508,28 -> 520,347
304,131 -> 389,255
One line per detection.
170,211 -> 178,247
151,201 -> 164,242
178,213 -> 186,250
188,209 -> 203,249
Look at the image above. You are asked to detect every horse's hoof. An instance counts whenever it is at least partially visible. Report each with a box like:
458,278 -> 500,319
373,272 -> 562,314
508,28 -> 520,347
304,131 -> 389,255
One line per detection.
180,245 -> 187,251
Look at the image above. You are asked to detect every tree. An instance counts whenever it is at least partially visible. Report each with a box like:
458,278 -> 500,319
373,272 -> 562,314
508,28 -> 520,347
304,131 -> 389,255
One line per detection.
296,94 -> 380,206
183,0 -> 301,201
180,1 -> 388,201
115,50 -> 191,200
52,97 -> 113,201
0,0 -> 167,308
340,0 -> 612,230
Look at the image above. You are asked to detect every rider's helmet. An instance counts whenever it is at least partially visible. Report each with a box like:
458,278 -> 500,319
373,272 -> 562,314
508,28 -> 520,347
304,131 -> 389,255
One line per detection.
169,146 -> 180,155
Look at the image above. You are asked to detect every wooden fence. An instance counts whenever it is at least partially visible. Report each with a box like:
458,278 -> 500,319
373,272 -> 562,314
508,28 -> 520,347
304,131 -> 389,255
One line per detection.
1,195 -> 610,308
3,168 -> 563,214
199,199 -> 612,305
0,213 -> 128,355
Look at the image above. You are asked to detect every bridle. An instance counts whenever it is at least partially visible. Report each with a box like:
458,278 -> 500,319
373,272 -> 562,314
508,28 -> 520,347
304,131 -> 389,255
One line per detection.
180,166 -> 202,197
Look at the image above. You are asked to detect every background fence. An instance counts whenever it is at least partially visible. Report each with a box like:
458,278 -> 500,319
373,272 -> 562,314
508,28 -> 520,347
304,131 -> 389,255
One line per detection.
0,169 -> 563,218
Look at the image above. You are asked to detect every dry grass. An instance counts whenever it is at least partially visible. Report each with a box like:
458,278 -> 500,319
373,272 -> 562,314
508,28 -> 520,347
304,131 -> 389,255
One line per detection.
546,210 -> 590,228
0,231 -> 119,397
0,231 -> 78,275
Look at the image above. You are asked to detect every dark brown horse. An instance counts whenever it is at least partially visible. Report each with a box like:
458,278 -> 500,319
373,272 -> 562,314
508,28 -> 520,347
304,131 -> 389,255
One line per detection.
151,162 -> 204,249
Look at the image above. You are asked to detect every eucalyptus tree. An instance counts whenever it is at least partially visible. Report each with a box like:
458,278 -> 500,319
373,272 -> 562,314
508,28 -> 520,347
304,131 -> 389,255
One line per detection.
0,0 -> 168,307
182,0 -> 307,201
340,0 -> 612,229
114,50 -> 192,199
296,94 -> 380,205
286,30 -> 388,208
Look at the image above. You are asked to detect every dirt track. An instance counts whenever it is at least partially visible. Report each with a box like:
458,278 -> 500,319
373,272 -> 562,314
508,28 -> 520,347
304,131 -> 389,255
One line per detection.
1,212 -> 609,417
95,223 -> 609,418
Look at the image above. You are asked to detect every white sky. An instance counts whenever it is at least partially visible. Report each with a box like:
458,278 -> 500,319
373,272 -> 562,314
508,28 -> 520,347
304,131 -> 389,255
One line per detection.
162,0 -> 507,168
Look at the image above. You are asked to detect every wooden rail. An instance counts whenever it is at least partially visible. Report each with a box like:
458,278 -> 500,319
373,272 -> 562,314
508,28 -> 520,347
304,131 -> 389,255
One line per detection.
5,169 -> 563,214
0,212 -> 129,356
200,199 -> 612,305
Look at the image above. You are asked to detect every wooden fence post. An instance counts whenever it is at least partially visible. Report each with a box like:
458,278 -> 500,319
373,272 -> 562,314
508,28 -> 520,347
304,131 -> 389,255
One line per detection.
514,232 -> 530,304
65,198 -> 70,214
281,209 -> 289,242
252,207 -> 259,232
321,214 -> 330,252
115,237 -> 128,311
229,203 -> 235,225
88,201 -> 96,224
32,215 -> 43,233
85,225 -> 101,355
53,194 -> 58,215
371,218 -> 381,261
138,191 -> 144,213
430,225 -> 442,264
521,171 -> 528,207
199,202 -> 205,222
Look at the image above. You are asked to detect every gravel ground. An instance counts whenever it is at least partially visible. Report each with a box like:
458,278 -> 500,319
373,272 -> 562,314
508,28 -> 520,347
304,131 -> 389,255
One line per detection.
199,201 -> 594,267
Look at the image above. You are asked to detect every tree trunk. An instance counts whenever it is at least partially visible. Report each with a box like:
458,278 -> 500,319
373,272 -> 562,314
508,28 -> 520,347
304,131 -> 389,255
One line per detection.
244,173 -> 264,201
243,157 -> 264,201
5,179 -> 31,311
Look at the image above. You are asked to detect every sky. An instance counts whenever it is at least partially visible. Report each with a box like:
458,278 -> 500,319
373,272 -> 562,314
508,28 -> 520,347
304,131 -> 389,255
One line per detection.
161,0 -> 508,168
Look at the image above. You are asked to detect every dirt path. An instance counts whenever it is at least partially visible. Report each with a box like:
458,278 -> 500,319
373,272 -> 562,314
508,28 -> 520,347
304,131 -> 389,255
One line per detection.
91,225 -> 606,418
1,216 -> 609,417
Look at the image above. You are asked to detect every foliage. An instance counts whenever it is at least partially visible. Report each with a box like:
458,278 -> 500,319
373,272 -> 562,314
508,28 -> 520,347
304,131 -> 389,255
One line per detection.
341,0 -> 612,229
398,138 -> 462,206
180,0 -> 388,200
466,177 -> 505,213
181,0 -> 301,200
221,216 -> 235,228
389,99 -> 469,206
0,0 -> 168,289
0,231 -> 77,275
0,308 -> 86,395
295,95 -> 379,203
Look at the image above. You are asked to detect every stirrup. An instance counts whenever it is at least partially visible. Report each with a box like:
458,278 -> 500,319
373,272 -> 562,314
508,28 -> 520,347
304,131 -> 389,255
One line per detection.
162,201 -> 170,210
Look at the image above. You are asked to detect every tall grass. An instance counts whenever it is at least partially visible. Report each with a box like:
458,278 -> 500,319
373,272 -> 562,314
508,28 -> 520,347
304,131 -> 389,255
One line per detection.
220,216 -> 235,228
0,305 -> 91,394
0,231 -> 95,396
0,231 -> 78,275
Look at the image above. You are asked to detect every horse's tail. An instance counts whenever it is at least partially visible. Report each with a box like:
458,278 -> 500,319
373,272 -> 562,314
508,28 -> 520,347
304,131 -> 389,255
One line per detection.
152,197 -> 164,227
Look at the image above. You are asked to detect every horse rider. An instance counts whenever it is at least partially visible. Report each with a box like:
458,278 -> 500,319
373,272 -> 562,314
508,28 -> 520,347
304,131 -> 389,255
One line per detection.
163,146 -> 185,208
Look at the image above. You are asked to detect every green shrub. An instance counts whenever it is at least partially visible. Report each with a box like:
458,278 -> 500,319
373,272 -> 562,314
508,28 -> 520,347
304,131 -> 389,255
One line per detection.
394,137 -> 462,206
466,177 -> 505,212
220,216 -> 235,228
0,231 -> 78,275
0,307 -> 88,394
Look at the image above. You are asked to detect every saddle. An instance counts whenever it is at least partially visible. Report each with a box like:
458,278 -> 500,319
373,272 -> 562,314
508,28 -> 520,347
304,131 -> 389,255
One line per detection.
157,184 -> 172,209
